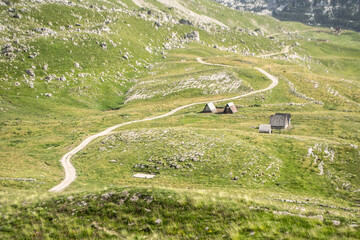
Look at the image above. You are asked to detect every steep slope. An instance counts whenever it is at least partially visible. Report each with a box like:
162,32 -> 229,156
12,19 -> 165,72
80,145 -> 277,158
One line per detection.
214,0 -> 360,31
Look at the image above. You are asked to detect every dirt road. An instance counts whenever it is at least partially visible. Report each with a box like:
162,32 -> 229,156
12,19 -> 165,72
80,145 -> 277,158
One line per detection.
49,59 -> 279,192
257,45 -> 290,58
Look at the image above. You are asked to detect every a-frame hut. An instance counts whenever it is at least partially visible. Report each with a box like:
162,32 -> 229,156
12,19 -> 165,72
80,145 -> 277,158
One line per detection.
203,102 -> 217,113
223,102 -> 238,114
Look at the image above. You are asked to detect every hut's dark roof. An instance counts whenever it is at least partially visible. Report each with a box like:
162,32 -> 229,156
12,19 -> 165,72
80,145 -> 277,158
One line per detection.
275,113 -> 291,119
270,114 -> 287,127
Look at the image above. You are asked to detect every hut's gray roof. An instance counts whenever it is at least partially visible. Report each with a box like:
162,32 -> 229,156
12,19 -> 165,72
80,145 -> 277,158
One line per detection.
203,102 -> 217,113
259,124 -> 272,133
270,114 -> 287,127
275,113 -> 291,119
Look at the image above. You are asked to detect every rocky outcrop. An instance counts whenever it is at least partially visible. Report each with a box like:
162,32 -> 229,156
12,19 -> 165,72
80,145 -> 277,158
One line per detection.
214,0 -> 360,31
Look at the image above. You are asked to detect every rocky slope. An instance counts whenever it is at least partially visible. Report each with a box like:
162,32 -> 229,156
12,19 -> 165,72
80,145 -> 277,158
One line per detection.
214,0 -> 360,31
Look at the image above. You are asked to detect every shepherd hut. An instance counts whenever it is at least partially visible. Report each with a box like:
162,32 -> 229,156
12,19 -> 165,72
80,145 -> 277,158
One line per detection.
223,102 -> 238,114
259,124 -> 272,134
203,102 -> 217,113
270,113 -> 291,129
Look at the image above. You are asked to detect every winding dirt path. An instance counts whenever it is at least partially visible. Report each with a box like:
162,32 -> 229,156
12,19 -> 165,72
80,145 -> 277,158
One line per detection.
49,59 -> 279,192
257,45 -> 290,58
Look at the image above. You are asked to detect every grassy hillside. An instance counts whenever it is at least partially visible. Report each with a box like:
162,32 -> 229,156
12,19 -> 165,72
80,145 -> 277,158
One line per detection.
0,0 -> 359,238
1,187 -> 359,239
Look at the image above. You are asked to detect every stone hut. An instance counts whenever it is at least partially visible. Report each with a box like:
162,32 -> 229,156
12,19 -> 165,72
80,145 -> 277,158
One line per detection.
223,102 -> 238,114
259,124 -> 272,134
203,102 -> 217,113
270,113 -> 291,129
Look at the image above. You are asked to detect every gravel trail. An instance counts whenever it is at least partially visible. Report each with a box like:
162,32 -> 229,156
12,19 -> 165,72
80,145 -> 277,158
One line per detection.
49,59 -> 279,192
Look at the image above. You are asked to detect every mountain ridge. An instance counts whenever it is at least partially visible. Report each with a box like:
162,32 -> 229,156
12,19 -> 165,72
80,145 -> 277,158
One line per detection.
214,0 -> 360,32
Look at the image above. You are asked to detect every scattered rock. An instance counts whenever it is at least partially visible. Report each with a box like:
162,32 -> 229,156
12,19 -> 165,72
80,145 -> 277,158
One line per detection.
179,19 -> 192,25
12,13 -> 22,19
121,190 -> 130,198
26,69 -> 35,77
2,44 -> 14,54
254,28 -> 264,36
101,191 -> 115,200
155,219 -> 162,224
45,75 -> 53,82
29,53 -> 39,59
0,177 -> 36,182
130,193 -> 141,202
185,31 -> 200,41
33,27 -> 56,36
98,147 -> 107,152
100,42 -> 107,49
332,220 -> 341,226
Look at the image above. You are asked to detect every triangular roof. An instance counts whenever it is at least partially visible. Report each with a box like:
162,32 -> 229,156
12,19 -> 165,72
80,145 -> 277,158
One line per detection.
203,102 -> 217,113
223,102 -> 238,113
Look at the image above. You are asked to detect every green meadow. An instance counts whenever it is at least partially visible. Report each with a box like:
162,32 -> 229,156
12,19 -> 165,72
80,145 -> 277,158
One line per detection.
0,0 -> 359,239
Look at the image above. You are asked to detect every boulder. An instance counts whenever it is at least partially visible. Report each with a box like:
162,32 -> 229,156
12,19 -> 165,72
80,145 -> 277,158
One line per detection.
332,220 -> 341,226
185,31 -> 200,41
179,19 -> 192,25
2,44 -> 14,54
100,42 -> 107,49
255,28 -> 265,36
13,13 -> 22,19
26,69 -> 35,77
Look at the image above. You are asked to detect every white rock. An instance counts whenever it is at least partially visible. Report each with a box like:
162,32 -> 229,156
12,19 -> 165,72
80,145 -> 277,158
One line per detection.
332,220 -> 341,226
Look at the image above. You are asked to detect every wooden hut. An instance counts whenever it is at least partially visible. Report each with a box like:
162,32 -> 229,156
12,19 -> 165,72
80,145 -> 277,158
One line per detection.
259,124 -> 272,134
223,102 -> 238,114
270,113 -> 291,129
202,102 -> 217,113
